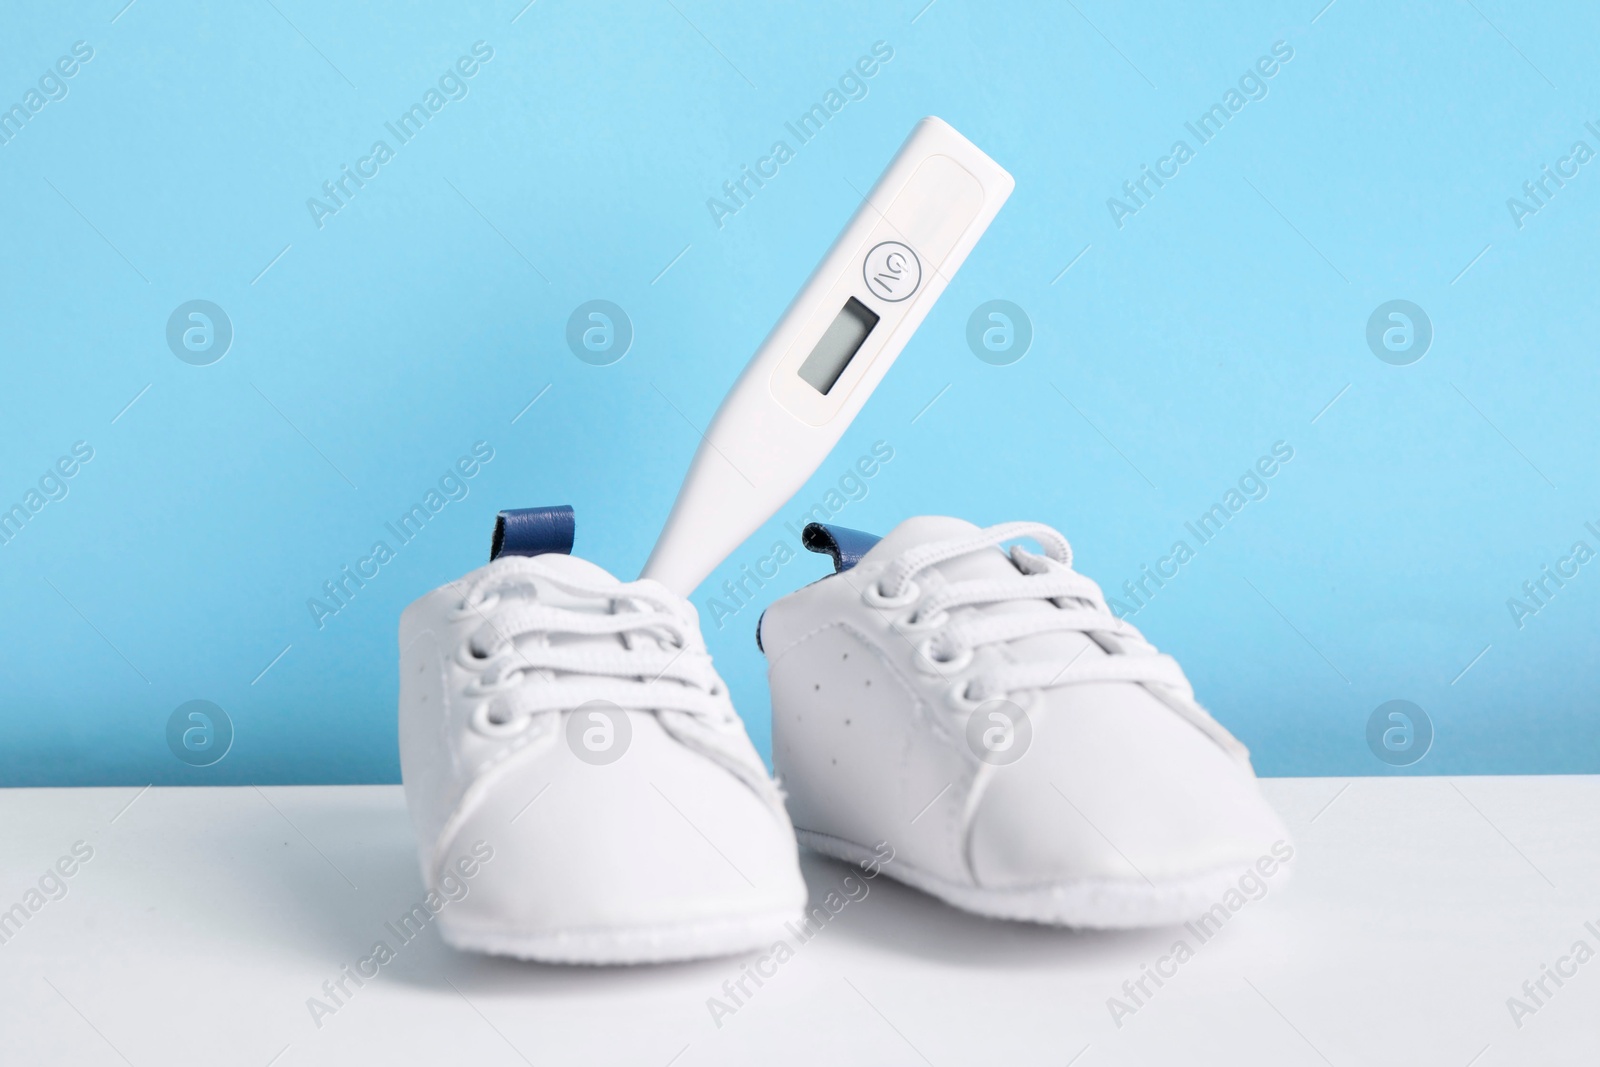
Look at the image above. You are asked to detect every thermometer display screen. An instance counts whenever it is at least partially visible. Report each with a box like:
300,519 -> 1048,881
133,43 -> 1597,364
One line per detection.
797,297 -> 879,395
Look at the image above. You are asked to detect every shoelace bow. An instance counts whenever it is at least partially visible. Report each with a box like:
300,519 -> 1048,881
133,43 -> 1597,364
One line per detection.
454,566 -> 728,724
874,522 -> 1193,703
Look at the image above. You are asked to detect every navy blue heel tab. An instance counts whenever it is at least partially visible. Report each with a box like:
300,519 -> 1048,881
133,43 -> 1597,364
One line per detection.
491,505 -> 576,560
800,522 -> 881,573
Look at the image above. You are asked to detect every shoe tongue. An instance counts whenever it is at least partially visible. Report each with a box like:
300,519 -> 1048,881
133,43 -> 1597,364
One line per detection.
480,551 -> 624,608
518,551 -> 625,594
859,515 -> 1021,585
860,515 -> 1103,666
859,515 -> 984,568
479,553 -> 681,658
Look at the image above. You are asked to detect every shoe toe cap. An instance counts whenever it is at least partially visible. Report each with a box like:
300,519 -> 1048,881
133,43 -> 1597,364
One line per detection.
968,686 -> 1290,890
434,716 -> 805,941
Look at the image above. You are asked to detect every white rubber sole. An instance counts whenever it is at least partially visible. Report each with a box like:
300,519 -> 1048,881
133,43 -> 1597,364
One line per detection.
797,828 -> 1284,930
437,909 -> 802,966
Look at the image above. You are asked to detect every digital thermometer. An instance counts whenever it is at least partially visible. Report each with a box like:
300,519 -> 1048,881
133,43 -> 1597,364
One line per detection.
642,116 -> 1014,595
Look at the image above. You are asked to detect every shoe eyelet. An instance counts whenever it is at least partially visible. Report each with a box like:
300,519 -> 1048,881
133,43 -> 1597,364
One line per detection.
945,679 -> 986,712
449,591 -> 500,621
470,701 -> 529,738
464,669 -> 524,698
863,579 -> 919,610
454,641 -> 495,671
915,638 -> 973,675
896,607 -> 949,634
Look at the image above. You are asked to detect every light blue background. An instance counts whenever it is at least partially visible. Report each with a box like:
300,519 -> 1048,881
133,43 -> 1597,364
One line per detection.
2,0 -> 1596,785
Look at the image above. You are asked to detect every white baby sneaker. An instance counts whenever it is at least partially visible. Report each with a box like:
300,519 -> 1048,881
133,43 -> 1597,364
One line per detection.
399,506 -> 806,964
759,516 -> 1292,928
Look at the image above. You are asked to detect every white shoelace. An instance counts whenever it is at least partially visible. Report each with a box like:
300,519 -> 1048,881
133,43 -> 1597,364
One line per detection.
873,522 -> 1193,703
453,564 -> 728,729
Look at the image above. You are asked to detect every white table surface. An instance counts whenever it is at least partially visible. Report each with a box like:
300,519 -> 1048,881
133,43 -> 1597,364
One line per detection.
1,777 -> 1596,1066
